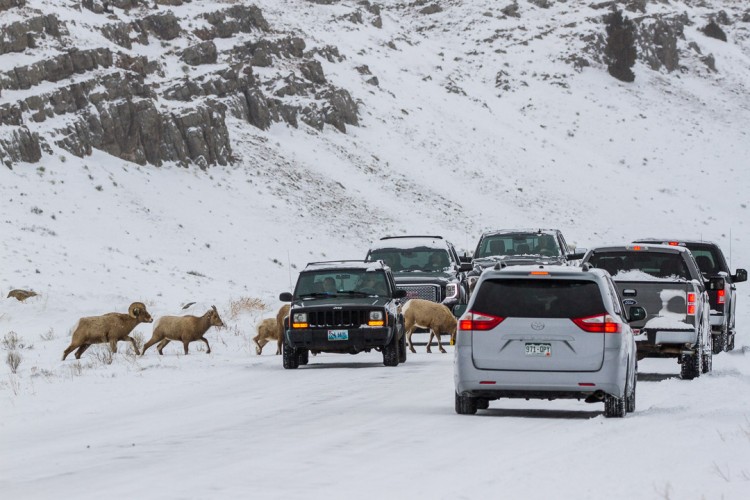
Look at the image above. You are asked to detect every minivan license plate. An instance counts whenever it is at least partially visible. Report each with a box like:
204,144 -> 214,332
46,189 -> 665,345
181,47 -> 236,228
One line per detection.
328,330 -> 349,341
525,343 -> 551,356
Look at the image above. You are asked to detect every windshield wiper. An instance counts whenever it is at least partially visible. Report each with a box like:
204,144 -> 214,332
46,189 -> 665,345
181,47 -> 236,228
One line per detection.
337,291 -> 371,297
298,292 -> 335,299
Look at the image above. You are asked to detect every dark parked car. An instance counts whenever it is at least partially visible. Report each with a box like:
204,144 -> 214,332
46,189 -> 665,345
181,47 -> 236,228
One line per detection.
365,235 -> 472,314
279,260 -> 407,368
633,239 -> 747,352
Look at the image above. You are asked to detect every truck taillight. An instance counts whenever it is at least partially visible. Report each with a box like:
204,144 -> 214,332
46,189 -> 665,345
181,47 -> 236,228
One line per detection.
717,289 -> 726,304
572,313 -> 622,333
687,292 -> 696,315
458,311 -> 505,331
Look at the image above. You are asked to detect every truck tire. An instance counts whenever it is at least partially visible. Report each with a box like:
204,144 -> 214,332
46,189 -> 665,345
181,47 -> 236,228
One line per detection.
398,331 -> 407,363
383,333 -> 399,367
625,377 -> 636,413
702,338 -> 713,374
604,393 -> 625,418
712,328 -> 727,355
727,331 -> 735,351
455,391 -> 477,415
283,342 -> 300,369
298,349 -> 309,366
680,350 -> 701,380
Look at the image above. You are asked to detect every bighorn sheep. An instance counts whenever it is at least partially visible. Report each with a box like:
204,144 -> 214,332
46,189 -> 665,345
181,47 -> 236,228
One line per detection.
275,304 -> 290,355
142,305 -> 224,355
402,298 -> 457,354
7,289 -> 37,301
253,318 -> 280,355
62,302 -> 153,360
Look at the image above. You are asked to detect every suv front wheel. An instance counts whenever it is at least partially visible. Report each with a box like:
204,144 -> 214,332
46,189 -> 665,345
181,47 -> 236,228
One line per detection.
383,332 -> 400,367
283,341 -> 300,369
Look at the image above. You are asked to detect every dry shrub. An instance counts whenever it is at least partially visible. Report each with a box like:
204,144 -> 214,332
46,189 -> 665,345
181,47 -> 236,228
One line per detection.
228,297 -> 269,320
6,351 -> 21,373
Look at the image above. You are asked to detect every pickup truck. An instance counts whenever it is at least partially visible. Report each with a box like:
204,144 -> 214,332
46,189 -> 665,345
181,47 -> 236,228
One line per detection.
365,235 -> 472,315
633,239 -> 747,352
582,244 -> 712,380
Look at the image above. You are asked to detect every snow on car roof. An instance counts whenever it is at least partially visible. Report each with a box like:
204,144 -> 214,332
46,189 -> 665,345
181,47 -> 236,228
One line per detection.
303,260 -> 384,272
590,244 -> 690,254
369,236 -> 448,250
480,228 -> 560,237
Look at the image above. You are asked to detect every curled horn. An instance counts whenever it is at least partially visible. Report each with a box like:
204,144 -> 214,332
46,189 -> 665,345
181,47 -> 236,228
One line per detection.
129,302 -> 141,318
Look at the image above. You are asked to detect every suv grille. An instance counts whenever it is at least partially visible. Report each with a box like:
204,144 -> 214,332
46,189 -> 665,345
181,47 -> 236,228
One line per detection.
307,309 -> 370,328
399,284 -> 440,302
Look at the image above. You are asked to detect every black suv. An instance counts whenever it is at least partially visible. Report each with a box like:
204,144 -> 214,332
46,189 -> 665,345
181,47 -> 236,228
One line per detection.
633,239 -> 747,352
365,235 -> 472,315
279,260 -> 407,368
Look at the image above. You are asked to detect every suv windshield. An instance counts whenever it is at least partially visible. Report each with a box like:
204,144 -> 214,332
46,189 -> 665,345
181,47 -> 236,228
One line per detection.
294,270 -> 389,298
472,279 -> 605,318
588,251 -> 688,279
476,233 -> 560,258
368,247 -> 452,273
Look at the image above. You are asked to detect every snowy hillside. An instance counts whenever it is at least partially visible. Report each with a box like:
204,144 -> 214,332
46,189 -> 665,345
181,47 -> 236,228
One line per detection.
2,0 -> 750,499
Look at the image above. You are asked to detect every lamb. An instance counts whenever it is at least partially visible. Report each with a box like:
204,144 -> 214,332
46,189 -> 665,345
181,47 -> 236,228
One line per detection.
275,303 -> 290,355
7,289 -> 37,301
253,318 -> 280,355
142,305 -> 224,355
402,298 -> 457,354
62,302 -> 153,360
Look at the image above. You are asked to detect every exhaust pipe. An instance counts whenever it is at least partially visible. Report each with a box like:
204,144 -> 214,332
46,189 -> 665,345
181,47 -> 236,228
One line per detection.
584,390 -> 605,404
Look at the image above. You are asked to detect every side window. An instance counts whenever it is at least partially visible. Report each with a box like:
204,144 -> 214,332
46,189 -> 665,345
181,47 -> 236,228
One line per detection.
605,277 -> 623,317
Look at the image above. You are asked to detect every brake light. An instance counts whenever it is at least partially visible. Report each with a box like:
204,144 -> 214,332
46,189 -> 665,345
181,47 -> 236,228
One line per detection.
687,292 -> 696,315
717,289 -> 726,305
572,313 -> 622,333
458,311 -> 505,331
632,246 -> 642,251
530,271 -> 549,275
668,241 -> 680,246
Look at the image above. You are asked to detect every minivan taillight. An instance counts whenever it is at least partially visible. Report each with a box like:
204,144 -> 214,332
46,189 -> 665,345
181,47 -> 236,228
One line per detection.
458,311 -> 505,331
572,313 -> 622,333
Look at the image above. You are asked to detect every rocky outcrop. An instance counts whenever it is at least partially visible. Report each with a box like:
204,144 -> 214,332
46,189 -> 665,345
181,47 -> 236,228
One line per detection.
636,15 -> 687,72
0,48 -> 113,91
202,5 -> 270,39
0,3 -> 360,168
0,0 -> 25,11
181,41 -> 218,66
0,15 -> 64,55
0,127 -> 42,168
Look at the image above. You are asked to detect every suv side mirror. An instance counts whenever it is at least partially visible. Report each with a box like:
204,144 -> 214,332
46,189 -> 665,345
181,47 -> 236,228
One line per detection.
279,292 -> 293,302
393,289 -> 407,299
733,269 -> 748,283
459,262 -> 473,272
459,255 -> 473,263
627,306 -> 646,322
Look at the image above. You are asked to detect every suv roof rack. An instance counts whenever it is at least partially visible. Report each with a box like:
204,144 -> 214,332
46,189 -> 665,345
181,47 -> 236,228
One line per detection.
380,235 -> 443,240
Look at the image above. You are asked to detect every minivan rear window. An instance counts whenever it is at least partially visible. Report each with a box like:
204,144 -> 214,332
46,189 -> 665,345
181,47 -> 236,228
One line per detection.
588,251 -> 688,279
472,279 -> 605,318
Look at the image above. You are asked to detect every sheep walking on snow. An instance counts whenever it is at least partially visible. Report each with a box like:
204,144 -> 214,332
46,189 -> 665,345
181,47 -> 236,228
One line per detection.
402,299 -> 457,354
253,318 -> 280,355
275,304 -> 290,355
142,305 -> 225,355
62,302 -> 153,360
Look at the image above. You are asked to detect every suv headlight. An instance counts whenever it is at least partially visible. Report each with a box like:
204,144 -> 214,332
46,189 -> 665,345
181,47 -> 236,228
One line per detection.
292,312 -> 308,328
368,310 -> 385,326
445,283 -> 459,300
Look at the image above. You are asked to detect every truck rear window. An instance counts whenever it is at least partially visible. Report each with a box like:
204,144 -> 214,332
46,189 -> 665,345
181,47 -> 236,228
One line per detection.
472,279 -> 605,318
588,252 -> 688,279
